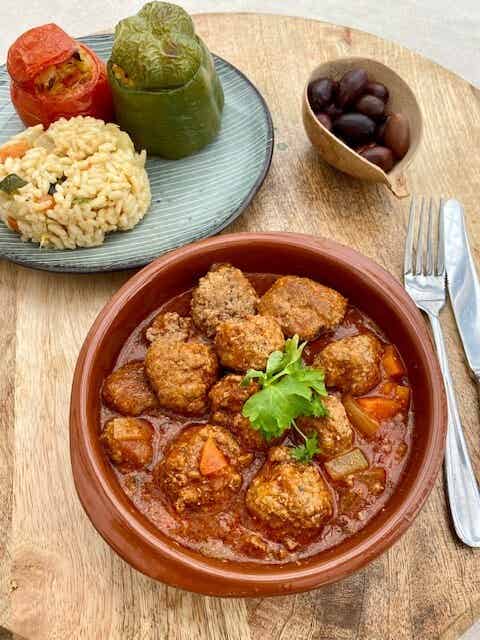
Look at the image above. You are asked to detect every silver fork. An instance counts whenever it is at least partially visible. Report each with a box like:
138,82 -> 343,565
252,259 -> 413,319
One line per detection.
405,197 -> 480,547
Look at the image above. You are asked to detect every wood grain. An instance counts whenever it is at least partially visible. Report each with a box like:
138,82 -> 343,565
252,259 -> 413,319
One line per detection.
1,13 -> 479,640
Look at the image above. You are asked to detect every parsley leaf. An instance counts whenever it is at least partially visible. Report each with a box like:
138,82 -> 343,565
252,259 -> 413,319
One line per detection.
241,335 -> 327,448
241,368 -> 266,386
243,384 -> 312,440
291,432 -> 320,463
265,349 -> 284,376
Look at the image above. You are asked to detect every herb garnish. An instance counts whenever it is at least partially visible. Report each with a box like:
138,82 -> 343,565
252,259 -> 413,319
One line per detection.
242,336 -> 327,462
290,429 -> 320,463
0,173 -> 28,194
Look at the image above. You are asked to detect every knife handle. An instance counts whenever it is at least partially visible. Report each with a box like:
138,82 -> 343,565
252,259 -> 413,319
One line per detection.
429,314 -> 480,547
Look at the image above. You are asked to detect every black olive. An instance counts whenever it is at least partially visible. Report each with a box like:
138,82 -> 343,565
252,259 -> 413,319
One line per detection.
337,68 -> 368,108
333,113 -> 376,143
72,50 -> 81,61
308,78 -> 336,111
355,95 -> 385,120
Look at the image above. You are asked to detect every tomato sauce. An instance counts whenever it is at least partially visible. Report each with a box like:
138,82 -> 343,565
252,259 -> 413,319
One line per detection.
100,274 -> 413,564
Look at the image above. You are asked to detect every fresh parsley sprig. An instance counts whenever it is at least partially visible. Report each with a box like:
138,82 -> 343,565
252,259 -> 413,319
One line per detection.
290,426 -> 320,463
241,336 -> 327,462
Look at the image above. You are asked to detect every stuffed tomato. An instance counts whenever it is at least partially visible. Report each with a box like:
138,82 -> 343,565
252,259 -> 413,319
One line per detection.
7,23 -> 113,128
107,2 -> 224,160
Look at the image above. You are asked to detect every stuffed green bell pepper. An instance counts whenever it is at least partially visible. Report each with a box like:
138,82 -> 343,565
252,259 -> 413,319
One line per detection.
108,2 -> 224,159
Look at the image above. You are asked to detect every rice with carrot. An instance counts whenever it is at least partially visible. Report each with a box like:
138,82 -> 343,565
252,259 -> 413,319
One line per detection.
0,116 -> 151,249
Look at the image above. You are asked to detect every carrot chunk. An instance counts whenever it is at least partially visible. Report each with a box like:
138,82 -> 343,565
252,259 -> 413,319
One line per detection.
0,139 -> 30,161
356,396 -> 400,420
379,381 -> 410,410
199,437 -> 228,476
394,385 -> 410,410
7,216 -> 19,232
379,381 -> 396,396
382,345 -> 406,379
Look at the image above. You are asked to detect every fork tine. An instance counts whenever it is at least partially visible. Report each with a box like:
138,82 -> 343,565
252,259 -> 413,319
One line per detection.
425,198 -> 435,275
404,197 -> 416,275
415,197 -> 426,276
437,198 -> 445,275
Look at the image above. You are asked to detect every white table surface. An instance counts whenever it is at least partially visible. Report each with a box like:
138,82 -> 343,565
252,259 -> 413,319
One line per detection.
0,2 -> 479,639
1,0 -> 479,86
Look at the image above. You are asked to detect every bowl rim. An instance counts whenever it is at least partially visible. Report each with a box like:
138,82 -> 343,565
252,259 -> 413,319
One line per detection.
70,231 -> 447,597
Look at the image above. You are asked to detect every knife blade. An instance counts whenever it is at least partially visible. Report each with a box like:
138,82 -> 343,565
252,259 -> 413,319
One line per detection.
443,199 -> 480,382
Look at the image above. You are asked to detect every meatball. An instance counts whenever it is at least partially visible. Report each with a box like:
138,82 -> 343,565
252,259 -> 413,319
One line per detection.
246,446 -> 333,544
297,395 -> 354,458
145,340 -> 218,415
258,276 -> 347,340
214,315 -> 285,372
146,311 -> 196,344
102,361 -> 158,416
155,424 -> 252,512
209,374 -> 271,450
314,333 -> 383,396
101,417 -> 154,472
191,263 -> 259,337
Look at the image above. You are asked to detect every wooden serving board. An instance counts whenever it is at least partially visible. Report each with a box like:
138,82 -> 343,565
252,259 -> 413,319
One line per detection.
1,12 -> 480,640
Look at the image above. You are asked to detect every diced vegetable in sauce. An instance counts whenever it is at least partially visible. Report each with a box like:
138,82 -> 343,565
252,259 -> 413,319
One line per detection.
343,394 -> 381,437
380,381 -> 410,408
324,448 -> 369,481
199,437 -> 228,476
356,396 -> 401,420
382,345 -> 406,378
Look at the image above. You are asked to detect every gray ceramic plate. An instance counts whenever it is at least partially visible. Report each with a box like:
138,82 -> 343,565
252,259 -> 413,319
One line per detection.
0,34 -> 273,273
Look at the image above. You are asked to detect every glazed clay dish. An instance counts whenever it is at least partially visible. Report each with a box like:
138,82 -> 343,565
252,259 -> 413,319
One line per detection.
70,232 -> 447,596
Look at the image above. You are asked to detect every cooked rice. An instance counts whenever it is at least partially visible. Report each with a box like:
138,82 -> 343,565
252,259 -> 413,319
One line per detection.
0,116 -> 151,249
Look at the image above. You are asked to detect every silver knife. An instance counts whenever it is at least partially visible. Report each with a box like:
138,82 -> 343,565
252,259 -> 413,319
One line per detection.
443,198 -> 480,548
443,199 -> 480,393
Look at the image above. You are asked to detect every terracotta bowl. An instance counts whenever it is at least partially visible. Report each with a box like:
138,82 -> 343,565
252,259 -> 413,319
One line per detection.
302,57 -> 423,198
70,232 -> 446,597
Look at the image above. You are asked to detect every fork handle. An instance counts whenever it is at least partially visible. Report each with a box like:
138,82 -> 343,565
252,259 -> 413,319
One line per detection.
428,314 -> 480,547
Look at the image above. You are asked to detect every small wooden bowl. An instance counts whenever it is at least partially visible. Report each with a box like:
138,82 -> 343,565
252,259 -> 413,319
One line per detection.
302,57 -> 423,197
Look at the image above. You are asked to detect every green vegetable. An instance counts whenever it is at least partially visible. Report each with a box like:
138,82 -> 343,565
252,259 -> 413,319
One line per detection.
0,173 -> 27,194
290,431 -> 320,463
242,336 -> 327,460
73,197 -> 93,205
108,2 -> 224,159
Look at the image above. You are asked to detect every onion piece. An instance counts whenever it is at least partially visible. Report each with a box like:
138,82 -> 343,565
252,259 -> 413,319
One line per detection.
325,448 -> 369,481
343,394 -> 381,437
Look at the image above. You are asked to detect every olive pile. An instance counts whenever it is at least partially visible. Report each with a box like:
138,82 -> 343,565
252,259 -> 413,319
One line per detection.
307,68 -> 410,172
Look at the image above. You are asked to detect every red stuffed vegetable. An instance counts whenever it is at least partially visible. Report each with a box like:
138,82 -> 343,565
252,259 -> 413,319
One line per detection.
7,23 -> 114,127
